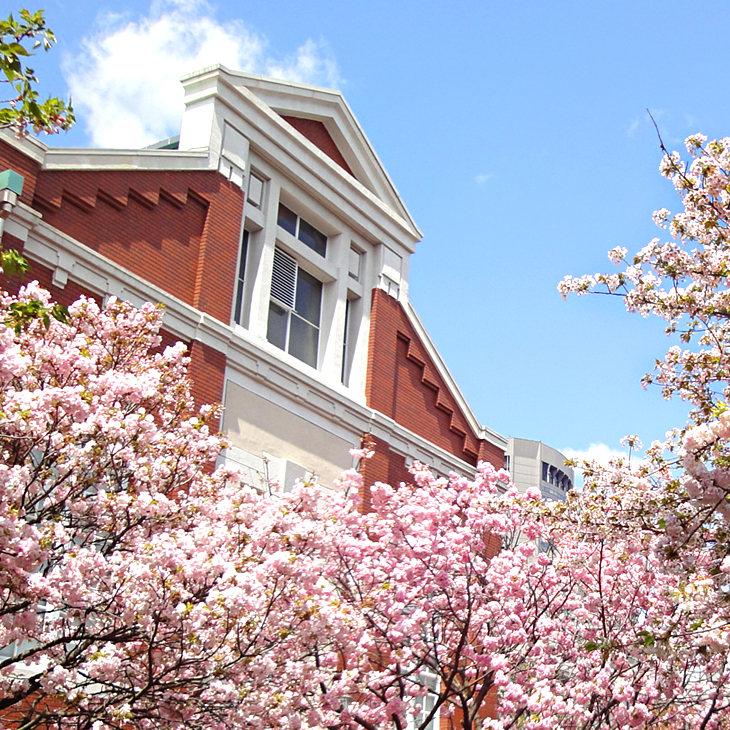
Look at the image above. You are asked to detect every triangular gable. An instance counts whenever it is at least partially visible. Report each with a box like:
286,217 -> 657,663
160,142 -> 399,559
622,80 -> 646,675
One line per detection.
279,115 -> 354,177
208,68 -> 419,236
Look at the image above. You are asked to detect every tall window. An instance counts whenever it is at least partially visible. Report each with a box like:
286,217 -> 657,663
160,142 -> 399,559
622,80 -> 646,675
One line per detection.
341,298 -> 351,385
278,203 -> 327,257
267,247 -> 322,368
233,230 -> 249,325
406,673 -> 439,730
408,693 -> 438,730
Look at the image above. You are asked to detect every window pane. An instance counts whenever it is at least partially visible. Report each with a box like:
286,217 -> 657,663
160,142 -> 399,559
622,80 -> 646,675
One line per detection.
298,218 -> 327,257
277,203 -> 297,236
267,301 -> 288,351
409,695 -> 438,730
289,315 -> 318,368
247,174 -> 264,208
341,298 -> 350,385
295,269 -> 322,325
233,230 -> 249,325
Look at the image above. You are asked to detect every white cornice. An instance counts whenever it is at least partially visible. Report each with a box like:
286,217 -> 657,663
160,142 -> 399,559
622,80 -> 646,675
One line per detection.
0,129 -> 47,165
0,131 -> 210,173
42,148 -> 210,171
223,339 -> 485,480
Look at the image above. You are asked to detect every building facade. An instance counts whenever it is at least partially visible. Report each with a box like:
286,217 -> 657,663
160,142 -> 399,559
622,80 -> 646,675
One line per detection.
505,437 -> 574,502
0,65 -> 508,497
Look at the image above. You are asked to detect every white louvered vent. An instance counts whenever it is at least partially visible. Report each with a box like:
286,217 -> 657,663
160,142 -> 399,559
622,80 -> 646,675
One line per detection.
271,248 -> 297,308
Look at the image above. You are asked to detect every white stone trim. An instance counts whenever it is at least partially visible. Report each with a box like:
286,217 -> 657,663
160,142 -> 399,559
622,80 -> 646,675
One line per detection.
402,298 -> 508,451
224,349 -> 484,481
43,148 -> 210,171
179,67 -> 421,252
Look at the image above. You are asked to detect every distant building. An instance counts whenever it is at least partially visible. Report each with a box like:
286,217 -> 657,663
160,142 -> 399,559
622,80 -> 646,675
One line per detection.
505,438 -> 574,502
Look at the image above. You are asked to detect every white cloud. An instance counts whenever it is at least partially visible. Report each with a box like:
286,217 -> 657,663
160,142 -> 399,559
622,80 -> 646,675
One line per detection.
63,0 -> 342,148
626,118 -> 640,138
266,39 -> 340,88
562,443 -> 626,467
562,443 -> 628,489
474,173 -> 493,185
683,113 -> 701,130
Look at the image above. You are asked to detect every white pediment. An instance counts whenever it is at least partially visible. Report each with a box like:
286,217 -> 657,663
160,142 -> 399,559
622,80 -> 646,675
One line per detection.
179,65 -> 420,242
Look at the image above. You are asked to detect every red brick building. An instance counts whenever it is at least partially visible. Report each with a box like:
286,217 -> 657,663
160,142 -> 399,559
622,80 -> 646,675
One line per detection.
0,65 -> 507,498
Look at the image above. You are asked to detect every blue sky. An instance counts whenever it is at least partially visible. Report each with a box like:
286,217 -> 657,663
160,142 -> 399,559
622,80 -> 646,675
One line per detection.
22,0 -> 730,464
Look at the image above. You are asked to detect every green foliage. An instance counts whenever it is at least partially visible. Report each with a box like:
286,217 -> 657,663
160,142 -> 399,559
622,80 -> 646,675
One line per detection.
0,8 -> 74,136
0,249 -> 28,278
5,298 -> 68,333
0,251 -> 68,331
637,630 -> 656,648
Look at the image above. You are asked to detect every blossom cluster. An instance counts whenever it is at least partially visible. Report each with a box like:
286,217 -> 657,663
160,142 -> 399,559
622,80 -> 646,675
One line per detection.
0,285 -> 354,730
555,132 -> 730,729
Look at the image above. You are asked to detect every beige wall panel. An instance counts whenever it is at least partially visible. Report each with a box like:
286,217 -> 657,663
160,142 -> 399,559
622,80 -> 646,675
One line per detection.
223,381 -> 354,485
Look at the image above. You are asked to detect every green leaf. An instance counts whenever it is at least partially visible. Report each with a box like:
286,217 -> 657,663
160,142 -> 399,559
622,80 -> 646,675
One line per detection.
0,8 -> 74,136
51,303 -> 69,325
638,630 -> 656,647
1,249 -> 29,277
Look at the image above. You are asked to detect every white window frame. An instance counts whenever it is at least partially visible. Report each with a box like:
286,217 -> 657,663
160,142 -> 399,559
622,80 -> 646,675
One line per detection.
267,247 -> 322,368
406,672 -> 440,730
233,229 -> 249,326
277,202 -> 328,257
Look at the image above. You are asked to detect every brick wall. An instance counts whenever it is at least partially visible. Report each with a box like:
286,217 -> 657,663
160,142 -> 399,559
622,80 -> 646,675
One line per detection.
0,138 -> 237,425
478,439 -> 505,471
365,288 -> 504,471
0,139 -> 42,206
439,689 -> 498,728
358,434 -> 412,512
187,339 -> 227,427
280,116 -> 354,177
31,167 -> 244,325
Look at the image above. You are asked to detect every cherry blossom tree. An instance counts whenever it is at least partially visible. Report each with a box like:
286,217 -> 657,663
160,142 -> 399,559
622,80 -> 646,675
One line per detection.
0,282 -> 359,730
276,131 -> 730,730
554,131 -> 730,729
560,132 -> 730,426
293,458 -> 730,730
3,277 -> 729,730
